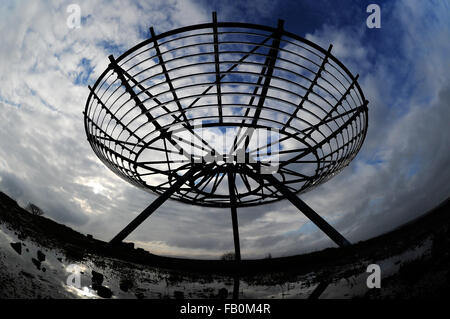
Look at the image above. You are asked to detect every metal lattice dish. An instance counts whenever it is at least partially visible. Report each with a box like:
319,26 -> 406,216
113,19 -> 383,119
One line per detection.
84,15 -> 368,208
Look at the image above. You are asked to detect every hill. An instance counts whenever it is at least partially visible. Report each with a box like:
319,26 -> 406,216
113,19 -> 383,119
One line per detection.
1,191 -> 449,298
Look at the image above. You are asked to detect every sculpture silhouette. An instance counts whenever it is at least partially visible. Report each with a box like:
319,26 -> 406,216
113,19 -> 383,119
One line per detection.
84,12 -> 368,260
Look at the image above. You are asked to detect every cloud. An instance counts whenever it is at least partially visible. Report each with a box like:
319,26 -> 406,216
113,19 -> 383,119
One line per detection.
0,0 -> 213,245
0,0 -> 449,259
290,0 -> 450,250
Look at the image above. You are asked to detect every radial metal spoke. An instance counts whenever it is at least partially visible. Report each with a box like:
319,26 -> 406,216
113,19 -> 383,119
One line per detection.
278,100 -> 368,168
212,12 -> 223,123
168,30 -> 279,125
92,135 -> 145,150
229,64 -> 268,155
301,103 -> 365,135
88,129 -> 138,155
89,86 -> 145,147
239,172 -> 252,193
281,45 -> 333,132
109,56 -> 194,162
210,171 -> 227,196
150,27 -> 190,127
245,101 -> 365,158
109,56 -> 160,128
118,60 -> 217,155
194,168 -> 218,191
85,17 -> 368,214
249,19 -> 284,127
319,75 -> 360,124
235,19 -> 284,154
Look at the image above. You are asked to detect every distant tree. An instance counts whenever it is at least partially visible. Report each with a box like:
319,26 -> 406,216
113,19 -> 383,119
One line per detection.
264,253 -> 272,259
220,251 -> 235,261
26,203 -> 44,216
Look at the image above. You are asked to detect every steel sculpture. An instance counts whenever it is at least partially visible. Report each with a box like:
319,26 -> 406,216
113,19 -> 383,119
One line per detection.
84,12 -> 368,260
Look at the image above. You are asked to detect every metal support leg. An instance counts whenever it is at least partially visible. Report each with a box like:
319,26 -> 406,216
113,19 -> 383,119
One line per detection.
242,166 -> 351,248
262,172 -> 350,299
233,275 -> 240,299
109,166 -> 201,245
227,171 -> 241,261
263,173 -> 351,247
308,281 -> 330,299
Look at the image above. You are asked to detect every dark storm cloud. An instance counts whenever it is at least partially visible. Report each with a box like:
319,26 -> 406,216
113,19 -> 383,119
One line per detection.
0,170 -> 90,226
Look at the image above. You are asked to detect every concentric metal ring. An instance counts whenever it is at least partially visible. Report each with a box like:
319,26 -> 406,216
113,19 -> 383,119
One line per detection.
84,18 -> 368,208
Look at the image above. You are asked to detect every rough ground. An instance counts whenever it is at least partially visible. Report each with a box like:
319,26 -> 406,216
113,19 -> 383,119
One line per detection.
0,191 -> 449,299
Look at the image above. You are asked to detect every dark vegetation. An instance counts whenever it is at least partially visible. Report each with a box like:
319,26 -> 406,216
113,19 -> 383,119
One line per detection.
25,203 -> 44,216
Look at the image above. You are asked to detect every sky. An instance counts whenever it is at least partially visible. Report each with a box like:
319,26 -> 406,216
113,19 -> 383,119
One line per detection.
0,0 -> 449,259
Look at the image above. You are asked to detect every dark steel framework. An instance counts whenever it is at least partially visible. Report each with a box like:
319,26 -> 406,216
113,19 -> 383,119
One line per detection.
84,13 -> 368,261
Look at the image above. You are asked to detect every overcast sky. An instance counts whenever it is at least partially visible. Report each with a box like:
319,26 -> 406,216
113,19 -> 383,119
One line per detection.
0,0 -> 449,259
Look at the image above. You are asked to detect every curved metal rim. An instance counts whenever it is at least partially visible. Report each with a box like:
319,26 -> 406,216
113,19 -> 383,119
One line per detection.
84,21 -> 367,115
83,19 -> 369,208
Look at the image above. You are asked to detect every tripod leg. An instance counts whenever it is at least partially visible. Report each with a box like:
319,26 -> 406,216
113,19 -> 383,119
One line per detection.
241,166 -> 351,248
308,281 -> 330,299
233,275 -> 240,299
262,173 -> 351,248
109,166 -> 202,245
227,171 -> 241,261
